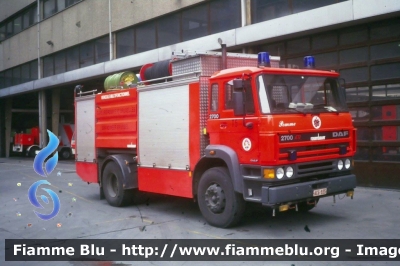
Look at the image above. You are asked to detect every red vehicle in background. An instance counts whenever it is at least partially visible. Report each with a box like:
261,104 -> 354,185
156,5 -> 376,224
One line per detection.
12,124 -> 75,159
74,51 -> 356,228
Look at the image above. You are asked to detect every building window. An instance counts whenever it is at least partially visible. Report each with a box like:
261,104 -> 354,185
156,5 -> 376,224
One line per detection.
21,63 -> 31,83
43,0 -> 57,19
372,84 -> 400,100
54,51 -> 66,74
292,0 -> 339,14
182,4 -> 208,42
314,52 -> 338,68
0,72 -> 4,89
43,55 -> 54,77
312,33 -> 337,50
370,19 -> 400,40
346,87 -> 369,103
136,22 -> 156,53
30,61 -> 38,80
43,0 -> 80,19
0,3 -> 38,41
210,0 -> 240,34
340,47 -> 368,65
0,60 -> 37,88
371,42 -> 400,61
6,21 -> 13,38
116,28 -> 134,58
157,14 -> 180,48
66,46 -> 79,71
12,67 -> 21,86
252,0 -> 290,23
114,0 -> 240,58
340,67 -> 368,84
287,37 -> 310,55
79,42 -> 94,68
371,63 -> 400,81
371,146 -> 400,162
13,17 -> 22,34
95,36 -> 109,63
252,0 -> 347,24
0,25 -> 5,41
339,26 -> 368,46
357,127 -> 370,141
4,69 -> 13,87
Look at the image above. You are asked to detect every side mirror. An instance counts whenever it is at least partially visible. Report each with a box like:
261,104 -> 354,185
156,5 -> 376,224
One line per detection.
233,91 -> 245,116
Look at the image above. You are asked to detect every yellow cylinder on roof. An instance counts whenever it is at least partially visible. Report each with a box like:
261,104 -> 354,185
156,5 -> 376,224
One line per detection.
104,72 -> 138,91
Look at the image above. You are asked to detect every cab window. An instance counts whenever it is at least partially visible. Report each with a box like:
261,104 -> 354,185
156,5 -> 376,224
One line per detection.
210,83 -> 219,111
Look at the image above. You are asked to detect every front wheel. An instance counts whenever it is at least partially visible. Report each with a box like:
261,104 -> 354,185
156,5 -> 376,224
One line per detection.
28,146 -> 39,157
197,167 -> 245,228
102,161 -> 132,207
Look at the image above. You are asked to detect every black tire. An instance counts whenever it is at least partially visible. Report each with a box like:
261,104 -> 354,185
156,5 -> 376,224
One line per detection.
28,147 -> 39,157
59,148 -> 71,160
102,161 -> 132,207
197,167 -> 246,228
297,199 -> 319,212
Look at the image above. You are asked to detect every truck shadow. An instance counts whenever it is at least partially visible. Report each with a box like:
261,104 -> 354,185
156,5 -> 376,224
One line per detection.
121,192 -> 344,231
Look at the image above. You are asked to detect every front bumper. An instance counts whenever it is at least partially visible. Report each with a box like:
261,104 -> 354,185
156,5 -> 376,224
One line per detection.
261,174 -> 356,206
12,145 -> 23,152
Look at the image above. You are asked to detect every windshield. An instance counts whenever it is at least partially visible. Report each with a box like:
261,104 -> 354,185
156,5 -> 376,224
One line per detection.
257,74 -> 347,114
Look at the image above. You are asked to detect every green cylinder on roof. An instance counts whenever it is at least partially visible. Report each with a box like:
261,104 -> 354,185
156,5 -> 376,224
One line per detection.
104,72 -> 138,91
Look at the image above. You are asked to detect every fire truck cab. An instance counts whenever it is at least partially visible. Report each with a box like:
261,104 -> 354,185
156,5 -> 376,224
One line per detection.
74,51 -> 356,228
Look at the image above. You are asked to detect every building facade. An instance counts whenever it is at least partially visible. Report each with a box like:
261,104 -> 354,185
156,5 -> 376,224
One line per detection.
0,0 -> 399,187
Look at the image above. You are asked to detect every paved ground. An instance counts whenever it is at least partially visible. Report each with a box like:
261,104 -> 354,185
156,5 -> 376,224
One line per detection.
0,157 -> 399,266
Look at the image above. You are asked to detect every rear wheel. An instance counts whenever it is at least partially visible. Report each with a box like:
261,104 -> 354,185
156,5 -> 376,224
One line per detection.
59,148 -> 71,160
197,167 -> 245,228
102,161 -> 132,207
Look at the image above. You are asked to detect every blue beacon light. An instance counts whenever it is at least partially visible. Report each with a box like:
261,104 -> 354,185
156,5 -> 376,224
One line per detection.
303,56 -> 315,69
258,52 -> 271,67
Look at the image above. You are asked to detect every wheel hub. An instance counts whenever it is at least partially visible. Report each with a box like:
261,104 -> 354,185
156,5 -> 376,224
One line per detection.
204,184 -> 226,213
106,174 -> 118,198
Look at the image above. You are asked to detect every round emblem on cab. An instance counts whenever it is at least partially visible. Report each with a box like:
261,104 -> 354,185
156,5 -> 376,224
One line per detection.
242,138 -> 252,151
312,116 -> 321,129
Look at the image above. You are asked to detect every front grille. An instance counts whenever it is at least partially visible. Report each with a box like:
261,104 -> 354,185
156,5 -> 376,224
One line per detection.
279,142 -> 349,160
296,160 -> 336,178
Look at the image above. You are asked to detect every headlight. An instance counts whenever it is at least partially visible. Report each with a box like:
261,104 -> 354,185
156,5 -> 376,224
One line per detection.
276,168 -> 284,179
337,160 -> 343,170
345,159 -> 351,169
286,166 -> 294,178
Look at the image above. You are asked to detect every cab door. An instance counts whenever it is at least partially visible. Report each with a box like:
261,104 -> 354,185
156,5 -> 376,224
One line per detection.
207,79 -> 260,165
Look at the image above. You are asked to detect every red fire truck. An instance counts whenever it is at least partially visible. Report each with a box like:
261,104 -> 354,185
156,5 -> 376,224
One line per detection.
74,51 -> 356,228
12,124 -> 75,159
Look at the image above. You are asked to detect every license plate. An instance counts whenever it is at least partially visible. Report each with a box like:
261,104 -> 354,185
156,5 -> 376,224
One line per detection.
313,188 -> 327,197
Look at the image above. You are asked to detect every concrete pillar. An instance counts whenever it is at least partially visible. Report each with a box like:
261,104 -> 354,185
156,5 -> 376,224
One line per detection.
52,88 -> 60,137
242,0 -> 252,54
5,98 -> 12,157
245,0 -> 251,26
38,90 -> 47,148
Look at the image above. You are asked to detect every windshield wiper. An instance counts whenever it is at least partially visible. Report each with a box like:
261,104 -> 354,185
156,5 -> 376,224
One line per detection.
273,107 -> 307,115
312,104 -> 339,113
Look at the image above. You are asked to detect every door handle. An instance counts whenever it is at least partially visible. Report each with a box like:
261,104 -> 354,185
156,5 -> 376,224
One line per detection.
220,123 -> 227,129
